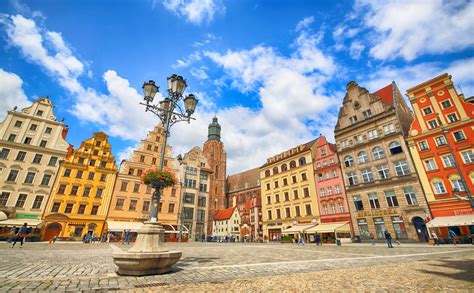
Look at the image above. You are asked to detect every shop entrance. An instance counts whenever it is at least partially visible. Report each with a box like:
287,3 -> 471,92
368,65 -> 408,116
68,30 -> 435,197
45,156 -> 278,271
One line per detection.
43,223 -> 62,241
412,217 -> 429,242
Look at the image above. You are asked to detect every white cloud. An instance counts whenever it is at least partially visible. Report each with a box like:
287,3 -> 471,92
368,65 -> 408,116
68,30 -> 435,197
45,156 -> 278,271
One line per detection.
349,41 -> 364,59
0,68 -> 30,120
356,0 -> 474,61
162,0 -> 225,25
295,16 -> 314,32
190,67 -> 209,80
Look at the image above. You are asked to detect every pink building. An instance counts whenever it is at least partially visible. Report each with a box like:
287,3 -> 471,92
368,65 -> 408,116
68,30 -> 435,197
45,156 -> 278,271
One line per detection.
313,135 -> 351,223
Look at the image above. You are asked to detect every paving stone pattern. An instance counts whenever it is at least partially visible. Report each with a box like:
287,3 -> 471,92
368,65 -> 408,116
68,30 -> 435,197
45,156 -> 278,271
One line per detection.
0,242 -> 473,291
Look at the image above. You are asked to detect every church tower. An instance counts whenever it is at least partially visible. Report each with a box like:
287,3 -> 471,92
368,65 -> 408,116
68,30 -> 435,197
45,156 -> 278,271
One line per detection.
203,117 -> 227,236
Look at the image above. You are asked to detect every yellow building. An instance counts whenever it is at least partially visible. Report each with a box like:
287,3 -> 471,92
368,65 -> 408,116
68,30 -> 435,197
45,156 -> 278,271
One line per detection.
41,132 -> 117,240
260,139 -> 321,241
106,125 -> 181,239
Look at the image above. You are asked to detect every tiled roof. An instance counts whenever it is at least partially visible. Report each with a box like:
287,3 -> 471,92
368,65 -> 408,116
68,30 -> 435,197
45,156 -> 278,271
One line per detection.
227,167 -> 260,192
373,83 -> 394,106
214,207 -> 236,221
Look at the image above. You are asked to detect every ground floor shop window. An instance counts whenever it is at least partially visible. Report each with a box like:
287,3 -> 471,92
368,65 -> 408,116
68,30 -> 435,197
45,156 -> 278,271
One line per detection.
374,218 -> 385,239
391,216 -> 408,239
358,219 -> 369,239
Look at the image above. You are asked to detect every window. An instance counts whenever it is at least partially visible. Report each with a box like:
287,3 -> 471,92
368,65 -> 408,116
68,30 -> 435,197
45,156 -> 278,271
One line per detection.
133,183 -> 140,193
377,165 -> 389,179
76,170 -> 83,179
353,196 -> 363,211
305,204 -> 312,216
51,202 -> 60,212
349,115 -> 358,124
0,148 -> 10,159
168,203 -> 175,213
45,127 -> 52,134
424,159 -> 437,171
335,185 -> 341,194
95,141 -> 101,147
293,206 -> 300,217
284,192 -> 289,201
275,194 -> 280,203
198,196 -> 206,207
389,141 -> 403,155
64,203 -> 73,213
283,178 -> 288,186
0,192 -> 10,206
358,151 -> 369,164
354,135 -> 363,144
361,168 -> 373,183
8,134 -> 16,142
184,207 -> 194,219
274,181 -> 279,188
374,218 -> 386,239
422,107 -> 433,115
70,185 -> 79,195
290,161 -> 297,168
433,181 -> 447,194
383,124 -> 395,134
200,173 -> 208,180
96,188 -> 103,198
362,109 -> 372,119
267,210 -> 272,220
447,113 -> 458,123
273,166 -> 279,175
78,205 -> 86,214
301,173 -> 307,181
404,187 -> 418,205
385,190 -> 399,207
451,178 -> 466,192
128,168 -> 135,176
115,198 -> 125,210
14,120 -> 22,127
332,170 -> 337,178
368,129 -> 378,140
276,209 -> 281,219
394,160 -> 410,176
442,155 -> 455,168
427,120 -> 438,129
285,207 -> 291,218
64,169 -> 71,177
16,151 -> 26,161
78,158 -> 85,164
39,140 -> 47,147
120,181 -> 128,192
15,194 -> 28,208
347,172 -> 358,186
32,195 -> 44,209
83,187 -> 91,197
435,136 -> 447,146
320,188 -> 326,197
418,141 -> 429,151
129,199 -> 137,211
93,150 -> 99,156
265,170 -> 270,177
372,147 -> 384,160
266,183 -> 270,190
441,99 -> 452,109
368,193 -> 380,209
292,175 -> 297,184
197,210 -> 205,222
330,203 -> 336,214
293,190 -> 299,199
24,172 -> 36,184
184,193 -> 195,204
185,179 -> 196,188
142,201 -> 150,212
7,170 -> 19,182
358,219 -> 369,238
317,173 -> 323,182
338,202 -> 344,213
461,150 -> 473,163
87,172 -> 95,180
320,148 -> 327,156
344,156 -> 354,167
91,205 -> 99,215
100,161 -> 106,168
453,131 -> 466,142
57,184 -> 66,194
299,157 -> 306,166
340,140 -> 349,149
89,159 -> 96,167
303,187 -> 310,197
146,186 -> 152,194
48,156 -> 58,166
36,110 -> 44,116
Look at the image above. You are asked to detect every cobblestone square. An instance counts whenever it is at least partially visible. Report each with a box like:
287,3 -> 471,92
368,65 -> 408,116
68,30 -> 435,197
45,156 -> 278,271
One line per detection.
0,242 -> 473,291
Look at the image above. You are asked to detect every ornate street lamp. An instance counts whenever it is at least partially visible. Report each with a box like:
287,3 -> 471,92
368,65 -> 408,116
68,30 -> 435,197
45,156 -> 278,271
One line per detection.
113,75 -> 198,276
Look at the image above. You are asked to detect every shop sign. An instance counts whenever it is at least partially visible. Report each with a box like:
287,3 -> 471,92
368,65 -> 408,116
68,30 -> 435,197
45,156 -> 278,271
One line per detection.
15,213 -> 38,219
357,209 -> 397,218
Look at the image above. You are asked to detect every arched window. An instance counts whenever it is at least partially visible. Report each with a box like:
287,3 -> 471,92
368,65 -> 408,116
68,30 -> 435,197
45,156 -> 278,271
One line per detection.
299,157 -> 306,166
357,151 -> 369,164
289,161 -> 297,169
281,163 -> 288,172
389,141 -> 403,155
265,170 -> 270,177
372,146 -> 385,160
273,166 -> 279,175
344,155 -> 354,167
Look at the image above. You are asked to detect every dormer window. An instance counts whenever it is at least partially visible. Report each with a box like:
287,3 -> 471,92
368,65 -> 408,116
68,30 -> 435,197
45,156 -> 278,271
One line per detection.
36,110 -> 44,116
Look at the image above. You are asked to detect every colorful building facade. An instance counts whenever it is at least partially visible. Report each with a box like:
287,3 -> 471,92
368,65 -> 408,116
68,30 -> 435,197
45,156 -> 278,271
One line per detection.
335,81 -> 431,242
227,167 -> 262,241
260,139 -> 321,241
41,132 -> 117,240
212,206 -> 241,241
406,73 -> 474,239
0,98 -> 71,230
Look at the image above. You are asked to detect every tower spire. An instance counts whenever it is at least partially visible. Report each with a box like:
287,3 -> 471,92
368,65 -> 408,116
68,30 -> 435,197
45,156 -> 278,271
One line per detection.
207,116 -> 221,141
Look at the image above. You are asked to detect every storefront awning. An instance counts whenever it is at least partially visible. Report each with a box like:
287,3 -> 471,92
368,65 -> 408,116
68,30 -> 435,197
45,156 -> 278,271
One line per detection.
426,215 -> 474,228
305,222 -> 350,233
282,223 -> 317,234
106,221 -> 144,232
0,219 -> 42,227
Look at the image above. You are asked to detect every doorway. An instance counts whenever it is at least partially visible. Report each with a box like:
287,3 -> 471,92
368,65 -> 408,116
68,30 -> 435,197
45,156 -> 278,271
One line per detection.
412,217 -> 429,242
43,223 -> 62,241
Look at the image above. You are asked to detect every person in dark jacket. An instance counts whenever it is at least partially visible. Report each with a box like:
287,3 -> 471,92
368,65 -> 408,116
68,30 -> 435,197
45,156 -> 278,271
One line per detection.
11,223 -> 29,248
384,230 -> 393,248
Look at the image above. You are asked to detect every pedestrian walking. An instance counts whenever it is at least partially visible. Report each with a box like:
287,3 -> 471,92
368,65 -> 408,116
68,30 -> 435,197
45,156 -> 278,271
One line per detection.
106,232 -> 111,243
431,231 -> 440,246
369,233 -> 375,246
384,230 -> 393,248
448,229 -> 457,245
8,226 -> 16,243
123,229 -> 130,244
11,223 -> 29,248
298,233 -> 305,246
315,234 -> 321,246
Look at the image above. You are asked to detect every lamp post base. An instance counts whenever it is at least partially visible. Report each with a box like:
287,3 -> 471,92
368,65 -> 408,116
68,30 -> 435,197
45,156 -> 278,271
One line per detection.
113,222 -> 182,276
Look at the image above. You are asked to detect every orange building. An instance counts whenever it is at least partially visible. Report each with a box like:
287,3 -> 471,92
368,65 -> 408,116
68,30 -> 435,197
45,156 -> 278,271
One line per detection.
407,73 -> 474,240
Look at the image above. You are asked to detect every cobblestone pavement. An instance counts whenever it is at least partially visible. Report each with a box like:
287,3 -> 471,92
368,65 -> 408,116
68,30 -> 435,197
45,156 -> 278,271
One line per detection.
0,242 -> 473,291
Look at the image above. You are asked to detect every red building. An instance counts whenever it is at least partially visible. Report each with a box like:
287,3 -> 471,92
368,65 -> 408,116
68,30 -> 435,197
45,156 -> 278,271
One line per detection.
407,73 -> 474,240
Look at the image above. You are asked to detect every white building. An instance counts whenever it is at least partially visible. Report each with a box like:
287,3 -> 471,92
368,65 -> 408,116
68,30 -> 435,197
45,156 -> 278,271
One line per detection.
212,206 -> 241,241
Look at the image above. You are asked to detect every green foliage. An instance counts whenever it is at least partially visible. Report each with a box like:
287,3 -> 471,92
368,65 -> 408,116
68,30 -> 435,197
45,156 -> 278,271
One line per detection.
142,169 -> 177,188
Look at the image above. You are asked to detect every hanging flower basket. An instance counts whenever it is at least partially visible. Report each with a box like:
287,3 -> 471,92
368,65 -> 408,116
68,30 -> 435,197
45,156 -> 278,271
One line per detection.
141,169 -> 177,189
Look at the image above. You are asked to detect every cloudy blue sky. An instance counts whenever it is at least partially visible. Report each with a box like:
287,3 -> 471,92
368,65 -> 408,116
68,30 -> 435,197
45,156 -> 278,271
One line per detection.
0,0 -> 473,174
